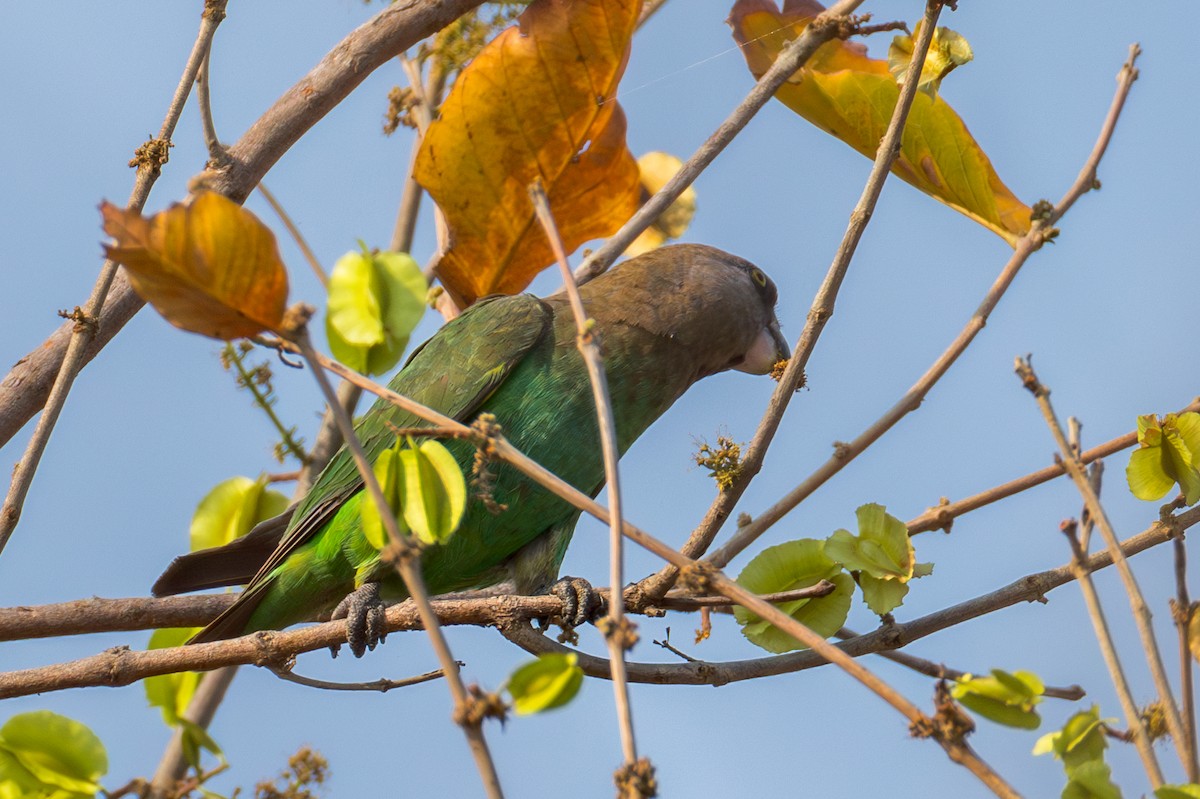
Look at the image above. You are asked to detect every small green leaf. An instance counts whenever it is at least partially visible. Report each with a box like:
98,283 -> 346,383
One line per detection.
507,653 -> 584,715
361,440 -> 406,551
178,720 -> 223,771
951,669 -> 1043,730
190,475 -> 288,552
399,439 -> 467,546
1158,785 -> 1200,799
144,627 -> 204,727
1034,706 -> 1112,778
1062,760 -> 1122,799
734,539 -> 854,654
1127,412 -> 1200,505
326,249 -> 426,376
823,503 -> 931,615
0,711 -> 107,797
888,24 -> 974,97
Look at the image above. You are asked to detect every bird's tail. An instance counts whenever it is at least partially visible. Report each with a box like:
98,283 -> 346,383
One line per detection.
152,509 -> 293,596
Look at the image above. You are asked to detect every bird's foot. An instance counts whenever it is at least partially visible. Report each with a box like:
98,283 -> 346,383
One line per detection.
550,575 -> 605,630
330,582 -> 387,658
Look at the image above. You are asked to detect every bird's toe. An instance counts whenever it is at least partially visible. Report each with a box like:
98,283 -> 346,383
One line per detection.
331,581 -> 386,658
550,575 -> 604,629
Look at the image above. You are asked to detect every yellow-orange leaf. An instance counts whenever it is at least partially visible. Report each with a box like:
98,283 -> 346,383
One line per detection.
729,0 -> 1032,245
101,192 -> 289,340
414,0 -> 641,306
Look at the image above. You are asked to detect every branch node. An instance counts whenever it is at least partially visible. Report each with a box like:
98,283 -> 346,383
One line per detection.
614,757 -> 658,799
453,684 -> 508,728
597,615 -> 640,652
128,136 -> 174,176
677,561 -> 716,595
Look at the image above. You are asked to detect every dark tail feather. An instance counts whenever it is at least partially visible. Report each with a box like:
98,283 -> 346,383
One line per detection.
152,510 -> 293,597
187,581 -> 273,644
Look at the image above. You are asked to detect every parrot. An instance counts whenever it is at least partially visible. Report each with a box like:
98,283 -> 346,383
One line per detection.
153,243 -> 789,656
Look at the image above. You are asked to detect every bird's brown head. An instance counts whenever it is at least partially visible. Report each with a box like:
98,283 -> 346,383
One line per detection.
581,243 -> 789,379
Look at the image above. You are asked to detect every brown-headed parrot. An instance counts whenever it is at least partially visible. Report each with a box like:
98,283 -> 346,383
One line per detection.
154,244 -> 789,655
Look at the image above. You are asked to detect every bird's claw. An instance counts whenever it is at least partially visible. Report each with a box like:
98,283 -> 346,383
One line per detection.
550,575 -> 604,629
330,582 -> 387,658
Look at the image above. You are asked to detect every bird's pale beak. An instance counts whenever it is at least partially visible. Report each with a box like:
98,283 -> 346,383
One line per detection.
734,319 -> 790,375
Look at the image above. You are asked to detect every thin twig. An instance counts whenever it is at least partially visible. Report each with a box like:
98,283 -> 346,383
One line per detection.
572,0 -> 869,284
506,507 -> 1198,690
6,505 -> 1196,696
392,54 -> 447,256
836,627 -> 1086,701
148,666 -> 237,799
637,0 -> 944,602
1015,355 -> 1188,774
0,0 -> 230,557
257,184 -> 328,287
905,397 -> 1200,534
223,343 -> 309,465
269,664 -> 448,692
289,328 -> 504,799
1175,527 -> 1200,781
530,182 -> 641,772
706,42 -> 1144,571
1061,516 -> 1163,786
0,0 -> 484,450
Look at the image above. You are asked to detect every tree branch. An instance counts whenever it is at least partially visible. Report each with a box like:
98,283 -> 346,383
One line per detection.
0,0 -> 485,451
572,0 -> 869,284
637,0 -> 944,602
1015,355 -> 1188,775
0,0 -> 229,556
706,42 -> 1143,570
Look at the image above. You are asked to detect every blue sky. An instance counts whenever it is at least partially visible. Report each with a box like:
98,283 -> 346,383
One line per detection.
2,1 -> 1198,796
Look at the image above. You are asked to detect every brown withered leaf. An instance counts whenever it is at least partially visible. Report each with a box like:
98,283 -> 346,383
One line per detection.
414,0 -> 641,306
101,192 -> 289,339
729,0 -> 1032,245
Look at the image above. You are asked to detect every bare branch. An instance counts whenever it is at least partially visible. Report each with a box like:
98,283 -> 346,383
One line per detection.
0,0 -> 230,556
1015,355 -> 1188,774
638,0 -> 944,602
906,397 -> 1199,535
531,182 -> 640,770
289,328 -> 504,799
573,0 -> 870,284
0,0 -> 485,451
269,664 -> 448,692
706,42 -> 1144,570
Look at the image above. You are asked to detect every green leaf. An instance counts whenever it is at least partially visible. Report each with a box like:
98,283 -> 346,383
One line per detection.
144,627 -> 204,727
823,503 -> 931,615
508,653 -> 584,715
951,669 -> 1043,730
1127,413 -> 1200,505
399,439 -> 467,546
361,439 -> 406,551
0,711 -> 107,797
190,475 -> 288,552
888,24 -> 973,97
1062,760 -> 1122,799
1158,786 -> 1200,799
734,539 -> 854,653
178,720 -> 223,771
326,249 -> 426,376
1034,706 -> 1111,777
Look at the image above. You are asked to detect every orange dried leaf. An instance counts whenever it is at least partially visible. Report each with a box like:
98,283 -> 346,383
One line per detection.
414,0 -> 641,306
101,192 -> 289,339
729,0 -> 1032,245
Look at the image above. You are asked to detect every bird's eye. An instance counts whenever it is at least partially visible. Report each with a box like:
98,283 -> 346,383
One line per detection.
750,268 -> 768,287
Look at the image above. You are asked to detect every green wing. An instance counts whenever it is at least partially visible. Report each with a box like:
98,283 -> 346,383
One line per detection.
193,294 -> 551,641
